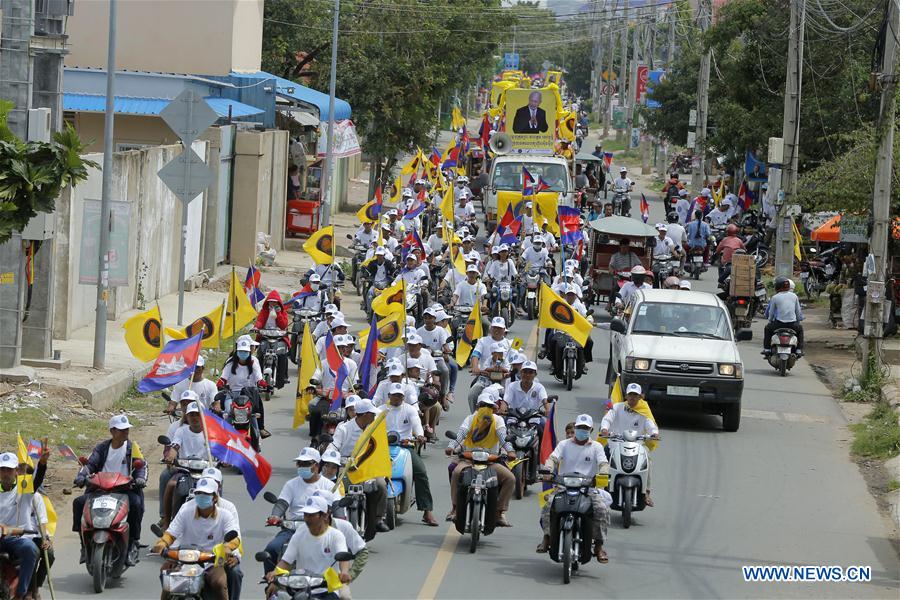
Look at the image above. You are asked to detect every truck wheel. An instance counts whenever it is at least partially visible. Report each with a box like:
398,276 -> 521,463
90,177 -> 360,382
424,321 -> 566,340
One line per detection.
722,400 -> 741,432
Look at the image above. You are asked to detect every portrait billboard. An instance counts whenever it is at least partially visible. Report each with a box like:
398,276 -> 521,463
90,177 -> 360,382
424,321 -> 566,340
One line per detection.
505,88 -> 558,154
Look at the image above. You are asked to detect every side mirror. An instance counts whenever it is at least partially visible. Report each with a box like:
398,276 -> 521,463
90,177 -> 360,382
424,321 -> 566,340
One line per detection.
224,530 -> 239,543
157,435 -> 172,446
254,551 -> 269,563
444,431 -> 457,441
735,328 -> 753,342
346,234 -> 353,240
161,392 -> 172,402
263,491 -> 279,504
334,552 -> 354,562
586,308 -> 595,317
609,318 -> 627,334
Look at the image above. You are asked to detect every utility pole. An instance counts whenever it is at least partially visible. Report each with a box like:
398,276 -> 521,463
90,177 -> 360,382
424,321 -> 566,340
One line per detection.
603,0 -> 617,138
691,0 -> 711,189
862,0 -> 898,380
320,0 -> 341,227
773,0 -> 806,280
625,6 -> 641,132
616,0 -> 629,142
667,3 -> 676,66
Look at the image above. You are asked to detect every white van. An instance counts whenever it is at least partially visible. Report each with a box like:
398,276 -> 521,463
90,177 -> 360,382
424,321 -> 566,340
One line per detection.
483,154 -> 573,231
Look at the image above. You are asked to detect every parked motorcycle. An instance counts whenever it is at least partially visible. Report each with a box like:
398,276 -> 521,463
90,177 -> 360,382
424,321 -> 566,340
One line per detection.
445,434 -> 501,554
603,431 -> 650,528
158,531 -> 239,599
385,433 -> 415,530
767,328 -> 800,376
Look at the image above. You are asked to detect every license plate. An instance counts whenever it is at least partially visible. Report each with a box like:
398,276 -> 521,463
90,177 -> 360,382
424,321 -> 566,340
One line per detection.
92,497 -> 117,510
755,288 -> 767,297
735,307 -> 748,317
527,291 -> 536,298
692,256 -> 703,263
800,272 -> 809,279
667,385 -> 699,397
776,346 -> 791,354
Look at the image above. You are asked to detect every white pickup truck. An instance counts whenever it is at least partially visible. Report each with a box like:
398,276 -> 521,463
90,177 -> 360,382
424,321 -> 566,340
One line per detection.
483,154 -> 573,231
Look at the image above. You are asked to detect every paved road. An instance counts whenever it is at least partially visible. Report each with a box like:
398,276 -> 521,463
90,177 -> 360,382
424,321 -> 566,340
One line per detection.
47,173 -> 899,599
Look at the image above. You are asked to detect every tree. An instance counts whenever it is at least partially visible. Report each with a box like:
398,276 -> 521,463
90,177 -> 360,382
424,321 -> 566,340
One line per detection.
0,101 -> 96,244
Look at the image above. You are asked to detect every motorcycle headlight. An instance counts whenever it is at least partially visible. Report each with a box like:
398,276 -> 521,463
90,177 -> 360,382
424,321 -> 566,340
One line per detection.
177,549 -> 201,563
562,476 -> 585,488
471,450 -> 490,462
718,363 -> 741,377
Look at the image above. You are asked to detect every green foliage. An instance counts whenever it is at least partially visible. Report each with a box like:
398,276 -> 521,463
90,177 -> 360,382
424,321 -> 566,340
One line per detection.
0,100 -> 97,243
850,400 -> 900,459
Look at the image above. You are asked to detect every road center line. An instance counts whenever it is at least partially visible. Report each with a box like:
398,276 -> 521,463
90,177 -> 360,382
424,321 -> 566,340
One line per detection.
417,527 -> 460,600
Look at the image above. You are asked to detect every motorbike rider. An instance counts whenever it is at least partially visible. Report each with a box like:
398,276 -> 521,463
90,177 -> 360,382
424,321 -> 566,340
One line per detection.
1,452 -> 41,600
662,172 -> 684,207
445,394 -> 516,527
294,273 -> 329,314
216,338 -> 269,439
502,361 -> 548,424
310,489 -> 368,589
452,264 -> 488,315
546,285 -> 593,376
371,362 -> 418,408
265,496 -> 351,596
685,210 -> 712,267
328,399 -> 390,535
663,276 -> 682,290
674,188 -> 692,225
457,189 -> 478,235
715,223 -> 746,272
706,198 -> 732,227
382,384 -> 439,526
254,291 -> 290,389
71,414 -> 146,565
315,315 -> 349,360
418,307 -> 455,409
652,224 -> 678,259
600,383 -> 660,507
617,265 -> 652,308
484,243 -> 518,311
262,447 -> 333,574
313,305 -> 340,340
158,402 -> 208,529
152,477 -> 242,600
469,317 -> 512,398
536,414 -> 611,563
310,261 -> 345,291
319,449 -> 342,484
763,276 -> 805,356
611,167 -> 634,216
521,236 -> 550,297
664,212 -> 687,255
169,355 -> 218,414
353,220 -> 376,248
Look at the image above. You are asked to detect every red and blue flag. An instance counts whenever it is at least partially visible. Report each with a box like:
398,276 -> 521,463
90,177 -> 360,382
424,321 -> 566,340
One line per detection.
244,264 -> 265,306
137,334 -> 202,392
479,114 -> 491,149
558,206 -> 581,245
496,204 -> 522,245
57,444 -> 78,462
26,439 -> 41,460
203,409 -> 272,499
603,152 -> 613,168
404,191 -> 427,220
429,147 -> 441,166
639,193 -> 650,223
289,282 -> 317,305
737,181 -> 754,211
537,402 -> 558,518
359,313 -> 380,399
324,331 -> 348,410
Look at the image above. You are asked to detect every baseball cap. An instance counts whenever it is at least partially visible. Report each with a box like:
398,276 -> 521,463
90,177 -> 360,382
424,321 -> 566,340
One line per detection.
309,273 -> 321,283
521,360 -> 538,371
679,280 -> 692,290
619,166 -> 627,173
294,447 -> 321,463
575,414 -> 594,428
678,188 -> 688,196
237,334 -> 260,346
0,452 -> 19,469
389,382 -> 406,396
300,495 -> 330,515
406,358 -> 422,370
354,398 -> 377,415
466,264 -> 479,274
321,448 -> 342,465
490,342 -> 506,354
406,333 -> 423,345
335,334 -> 353,347
423,306 -> 438,317
312,489 -> 338,506
185,401 -> 201,415
700,187 -> 712,197
324,304 -> 339,315
491,246 -> 501,254
490,316 -> 507,330
631,265 -> 647,275
498,244 -> 509,252
180,389 -> 199,403
656,223 -> 668,231
196,355 -> 206,367
435,310 -> 450,321
344,394 -> 361,407
476,393 -> 496,406
330,316 -> 348,329
387,363 -> 405,376
509,352 -> 526,365
109,414 -> 133,430
375,247 -> 387,256
195,477 -> 218,495
236,339 -> 252,351
625,382 -> 643,395
202,467 -> 223,483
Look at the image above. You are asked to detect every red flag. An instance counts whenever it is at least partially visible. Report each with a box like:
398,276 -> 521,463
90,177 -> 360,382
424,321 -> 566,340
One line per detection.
204,409 -> 272,499
738,181 -> 753,211
639,193 -> 650,223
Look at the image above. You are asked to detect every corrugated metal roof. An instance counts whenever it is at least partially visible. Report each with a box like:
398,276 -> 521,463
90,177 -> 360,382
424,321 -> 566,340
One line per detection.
230,71 -> 352,120
63,93 -> 263,118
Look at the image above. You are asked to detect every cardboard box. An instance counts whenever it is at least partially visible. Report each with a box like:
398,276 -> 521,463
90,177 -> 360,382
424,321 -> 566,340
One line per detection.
729,253 -> 757,297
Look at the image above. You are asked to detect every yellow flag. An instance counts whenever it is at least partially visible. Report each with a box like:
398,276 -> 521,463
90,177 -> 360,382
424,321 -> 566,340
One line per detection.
538,283 -> 592,347
451,106 -> 466,130
224,271 -> 257,338
17,475 -> 34,495
455,302 -> 482,365
538,486 -> 555,508
463,407 -> 500,449
599,375 -> 659,451
356,200 -> 381,224
791,219 -> 803,261
347,411 -> 391,484
371,279 -> 405,317
303,225 -> 335,265
400,149 -> 422,175
17,434 -> 34,470
534,193 -> 559,235
389,176 -> 402,204
452,245 -> 466,276
358,310 -> 405,349
294,323 -> 321,429
440,184 -> 454,225
122,305 -> 164,362
324,567 -> 344,593
165,303 -> 223,349
42,494 -> 57,537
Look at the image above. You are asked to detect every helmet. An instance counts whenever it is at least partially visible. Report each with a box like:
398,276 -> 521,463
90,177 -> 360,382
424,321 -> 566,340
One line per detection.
774,276 -> 790,291
666,212 -> 679,224
630,265 -> 647,276
664,275 -> 680,288
733,248 -> 747,255
726,224 -> 739,236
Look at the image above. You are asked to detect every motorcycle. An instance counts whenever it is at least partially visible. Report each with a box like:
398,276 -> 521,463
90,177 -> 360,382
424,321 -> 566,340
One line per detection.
385,432 -> 415,530
543,472 -> 599,584
451,306 -> 472,352
76,462 -> 143,592
260,491 -> 304,567
506,406 -> 546,499
341,475 -> 380,542
159,531 -> 239,599
612,190 -> 630,217
767,328 -> 800,376
445,434 -> 501,554
253,550 -> 353,600
686,247 -> 706,280
651,253 -> 680,287
290,308 -> 321,365
255,328 -> 289,397
223,389 -> 260,452
491,280 -> 516,327
603,431 -> 650,528
157,436 -> 212,521
0,528 -> 39,600
522,268 -> 546,320
557,333 -> 580,391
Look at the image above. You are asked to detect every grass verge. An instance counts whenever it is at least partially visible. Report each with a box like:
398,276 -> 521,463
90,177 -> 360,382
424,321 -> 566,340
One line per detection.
849,400 -> 900,459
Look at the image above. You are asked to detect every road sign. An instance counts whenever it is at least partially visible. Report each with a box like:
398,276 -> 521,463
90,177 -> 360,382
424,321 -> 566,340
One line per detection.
686,131 -> 696,149
600,83 -> 614,95
160,89 -> 219,147
688,109 -> 697,127
503,53 -> 519,69
158,148 -> 214,204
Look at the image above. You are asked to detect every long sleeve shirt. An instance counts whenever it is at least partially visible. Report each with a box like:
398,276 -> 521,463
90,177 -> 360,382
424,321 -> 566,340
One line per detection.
600,403 -> 659,437
765,291 -> 804,323
450,413 -> 512,453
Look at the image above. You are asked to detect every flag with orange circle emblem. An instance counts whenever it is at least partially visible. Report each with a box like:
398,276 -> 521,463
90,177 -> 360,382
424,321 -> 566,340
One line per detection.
122,305 -> 164,362
302,225 -> 335,265
538,283 -> 592,347
165,303 -> 223,349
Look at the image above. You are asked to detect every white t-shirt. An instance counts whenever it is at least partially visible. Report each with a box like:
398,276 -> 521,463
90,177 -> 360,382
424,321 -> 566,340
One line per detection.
612,176 -> 633,192
371,379 -> 418,407
453,280 -> 487,308
503,380 -> 548,412
653,235 -> 675,258
102,442 -> 130,476
281,526 -> 348,576
665,223 -> 687,249
707,208 -> 729,226
329,419 -> 365,458
220,358 -> 264,393
167,502 -> 241,552
331,518 -> 365,555
380,403 -> 424,440
181,497 -> 241,537
547,439 -> 609,477
484,259 -> 517,283
417,325 -> 450,354
0,488 -> 22,527
172,425 -> 208,458
521,247 -> 548,270
599,403 -> 659,437
278,476 -> 334,520
472,335 -> 510,361
172,378 -> 218,409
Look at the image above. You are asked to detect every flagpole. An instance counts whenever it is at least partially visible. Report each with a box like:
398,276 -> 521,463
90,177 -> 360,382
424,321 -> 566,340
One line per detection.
230,267 -> 237,348
30,493 -> 55,600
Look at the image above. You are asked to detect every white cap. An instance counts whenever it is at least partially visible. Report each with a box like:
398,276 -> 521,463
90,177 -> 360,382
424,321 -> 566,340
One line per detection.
532,236 -> 543,244
195,477 -> 218,495
202,467 -> 223,483
388,382 -> 406,396
236,339 -> 252,351
679,280 -> 692,290
630,265 -> 647,275
575,414 -> 594,428
510,352 -> 526,365
406,333 -> 423,345
330,316 -> 348,329
300,495 -> 330,515
335,334 -> 353,347
406,358 -> 422,370
490,316 -> 507,330
619,166 -> 627,173
656,223 -> 668,231
354,398 -> 377,415
423,306 -> 438,317
321,448 -> 342,465
678,188 -> 689,196
491,246 -> 501,254
309,273 -> 321,283
294,447 -> 321,463
237,334 -> 260,346
435,309 -> 450,321
521,360 -> 538,371
498,244 -> 509,252
387,363 -> 405,376
196,355 -> 206,367
109,414 -> 133,430
525,201 -> 533,208
324,304 -> 339,314
565,259 -> 577,268
375,247 -> 387,256
625,382 -> 643,395
466,264 -> 479,274
180,389 -> 199,403
0,452 -> 19,469
490,342 -> 506,354
312,489 -> 338,507
700,187 -> 712,197
476,393 -> 496,406
345,394 -> 361,407
185,401 -> 201,415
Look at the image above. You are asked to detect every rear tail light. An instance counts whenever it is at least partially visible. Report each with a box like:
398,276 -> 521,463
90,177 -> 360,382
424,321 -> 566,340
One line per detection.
779,335 -> 792,344
737,298 -> 747,305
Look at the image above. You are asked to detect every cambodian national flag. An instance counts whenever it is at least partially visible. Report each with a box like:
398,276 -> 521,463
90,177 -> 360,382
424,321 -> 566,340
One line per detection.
479,114 -> 491,149
324,331 -> 348,410
442,145 -> 459,170
522,166 -> 536,196
640,193 -> 650,223
403,229 -> 426,256
496,204 -> 522,244
537,402 -> 558,512
359,313 -> 380,398
203,409 -> 272,499
289,282 -> 316,305
603,152 -> 613,168
244,264 -> 265,306
26,439 -> 41,460
535,177 -> 551,194
558,206 -> 581,245
738,181 -> 754,211
405,192 -> 426,220
137,334 -> 202,392
429,147 -> 441,166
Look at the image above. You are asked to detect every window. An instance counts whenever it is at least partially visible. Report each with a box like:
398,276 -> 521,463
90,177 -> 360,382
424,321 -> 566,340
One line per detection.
491,162 -> 568,193
630,302 -> 731,340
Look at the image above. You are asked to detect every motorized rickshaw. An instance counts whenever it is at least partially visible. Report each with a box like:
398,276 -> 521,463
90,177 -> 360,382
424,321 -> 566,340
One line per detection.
585,216 -> 657,315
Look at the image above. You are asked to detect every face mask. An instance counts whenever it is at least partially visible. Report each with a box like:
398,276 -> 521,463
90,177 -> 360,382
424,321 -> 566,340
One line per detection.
195,494 -> 214,509
272,306 -> 281,313
236,350 -> 250,361
297,467 -> 314,480
574,429 -> 591,442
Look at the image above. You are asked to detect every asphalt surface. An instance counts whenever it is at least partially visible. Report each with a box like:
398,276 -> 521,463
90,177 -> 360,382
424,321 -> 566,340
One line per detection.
46,169 -> 900,600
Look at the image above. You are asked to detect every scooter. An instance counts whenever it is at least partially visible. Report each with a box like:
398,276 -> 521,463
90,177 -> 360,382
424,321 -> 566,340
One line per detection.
445,433 -> 501,554
253,550 -> 353,600
76,462 -> 143,593
159,531 -> 239,599
603,431 -> 650,528
385,432 -> 414,530
491,281 -> 516,327
506,406 -> 544,499
157,436 -> 212,520
767,328 -> 800,376
224,389 -> 260,452
0,528 -> 39,600
543,472 -> 597,584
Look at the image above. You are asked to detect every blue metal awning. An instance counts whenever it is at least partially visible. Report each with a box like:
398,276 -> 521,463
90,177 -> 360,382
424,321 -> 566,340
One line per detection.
63,93 -> 264,118
229,71 -> 352,120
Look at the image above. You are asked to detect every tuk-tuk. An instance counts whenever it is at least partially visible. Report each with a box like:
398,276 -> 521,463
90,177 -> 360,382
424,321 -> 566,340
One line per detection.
586,216 -> 657,314
574,152 -> 605,209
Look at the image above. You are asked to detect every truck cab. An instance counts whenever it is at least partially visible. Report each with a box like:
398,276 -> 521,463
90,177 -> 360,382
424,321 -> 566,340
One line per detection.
483,154 -> 573,231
